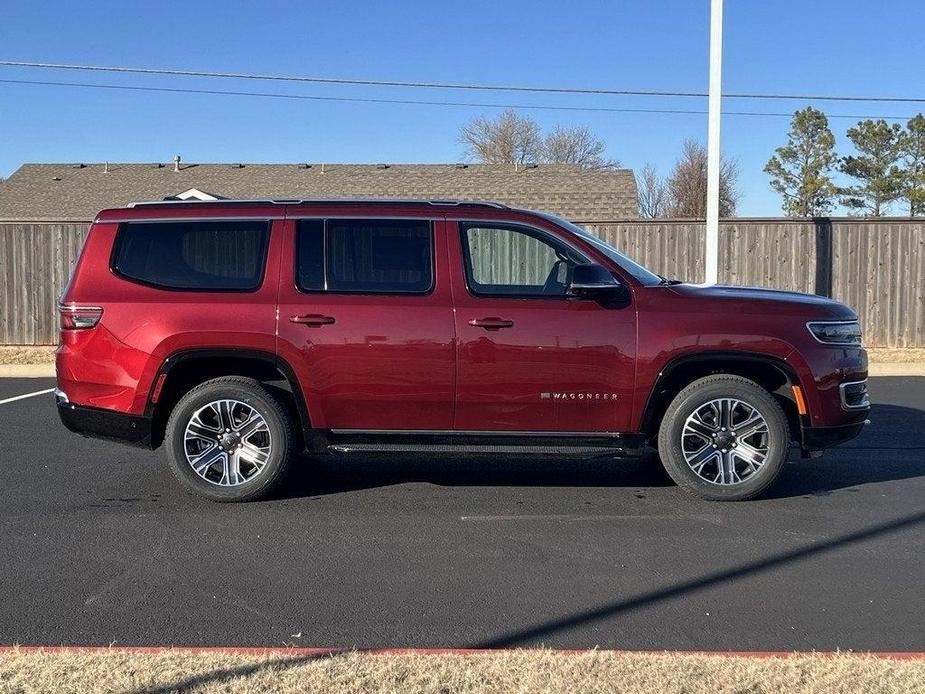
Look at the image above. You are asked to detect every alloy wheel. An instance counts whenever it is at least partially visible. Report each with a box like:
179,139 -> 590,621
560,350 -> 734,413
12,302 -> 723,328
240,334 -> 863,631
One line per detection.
680,398 -> 770,486
183,399 -> 272,487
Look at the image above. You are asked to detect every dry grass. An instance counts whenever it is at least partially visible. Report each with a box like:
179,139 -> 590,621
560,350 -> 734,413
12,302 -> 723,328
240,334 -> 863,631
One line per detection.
0,649 -> 923,694
0,347 -> 55,365
867,348 -> 925,363
1,346 -> 924,367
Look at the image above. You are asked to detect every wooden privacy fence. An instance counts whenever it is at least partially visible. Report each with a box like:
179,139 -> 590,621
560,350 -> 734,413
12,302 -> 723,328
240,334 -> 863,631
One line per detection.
0,222 -> 90,346
0,218 -> 923,346
583,218 -> 925,347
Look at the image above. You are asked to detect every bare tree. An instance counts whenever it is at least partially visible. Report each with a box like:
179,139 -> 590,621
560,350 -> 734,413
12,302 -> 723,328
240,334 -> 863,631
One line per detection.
459,110 -> 543,164
666,140 -> 739,217
637,164 -> 667,218
459,110 -> 617,168
543,124 -> 619,169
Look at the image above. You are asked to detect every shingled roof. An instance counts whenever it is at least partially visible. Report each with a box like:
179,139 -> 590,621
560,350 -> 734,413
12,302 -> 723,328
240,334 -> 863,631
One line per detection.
0,162 -> 638,222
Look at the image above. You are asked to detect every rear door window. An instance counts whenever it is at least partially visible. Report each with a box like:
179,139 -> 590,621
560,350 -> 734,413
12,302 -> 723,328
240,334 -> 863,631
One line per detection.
296,219 -> 433,294
112,220 -> 270,291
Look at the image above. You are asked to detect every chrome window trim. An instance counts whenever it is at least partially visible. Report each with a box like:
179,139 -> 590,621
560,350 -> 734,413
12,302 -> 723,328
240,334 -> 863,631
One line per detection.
839,379 -> 870,410
806,320 -> 863,346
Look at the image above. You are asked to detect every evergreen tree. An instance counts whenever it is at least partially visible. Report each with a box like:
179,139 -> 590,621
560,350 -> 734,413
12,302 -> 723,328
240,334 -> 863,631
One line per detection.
764,107 -> 838,216
900,114 -> 925,216
839,119 -> 905,216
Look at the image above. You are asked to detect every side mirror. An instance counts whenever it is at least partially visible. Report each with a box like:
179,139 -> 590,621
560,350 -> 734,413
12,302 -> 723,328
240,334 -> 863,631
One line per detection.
567,263 -> 626,303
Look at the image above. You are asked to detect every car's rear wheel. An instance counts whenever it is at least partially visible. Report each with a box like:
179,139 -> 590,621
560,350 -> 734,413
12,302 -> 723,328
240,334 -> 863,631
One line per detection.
657,374 -> 789,501
165,376 -> 295,502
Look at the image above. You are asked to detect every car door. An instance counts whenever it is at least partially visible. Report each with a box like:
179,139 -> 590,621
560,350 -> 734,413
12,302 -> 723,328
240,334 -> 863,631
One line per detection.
276,215 -> 456,431
449,220 -> 636,433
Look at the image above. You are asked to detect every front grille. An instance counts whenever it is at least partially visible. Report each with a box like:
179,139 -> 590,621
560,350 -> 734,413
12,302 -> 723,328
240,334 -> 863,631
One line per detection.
840,380 -> 870,410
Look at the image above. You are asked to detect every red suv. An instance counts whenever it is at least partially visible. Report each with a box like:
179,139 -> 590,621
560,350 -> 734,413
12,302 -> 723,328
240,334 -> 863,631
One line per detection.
56,199 -> 870,502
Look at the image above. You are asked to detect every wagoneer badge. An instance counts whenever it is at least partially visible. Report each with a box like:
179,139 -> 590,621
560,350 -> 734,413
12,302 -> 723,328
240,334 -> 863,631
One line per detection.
541,392 -> 618,400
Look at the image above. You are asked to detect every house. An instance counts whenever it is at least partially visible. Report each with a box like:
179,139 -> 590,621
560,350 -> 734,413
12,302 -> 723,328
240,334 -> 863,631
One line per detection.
0,160 -> 639,222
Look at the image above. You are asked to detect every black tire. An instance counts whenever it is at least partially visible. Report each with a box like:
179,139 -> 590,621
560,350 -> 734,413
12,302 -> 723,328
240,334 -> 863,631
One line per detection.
164,376 -> 295,502
656,374 -> 789,501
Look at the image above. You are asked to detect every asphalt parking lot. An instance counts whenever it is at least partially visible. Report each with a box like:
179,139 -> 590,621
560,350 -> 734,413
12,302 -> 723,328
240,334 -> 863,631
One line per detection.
0,376 -> 923,651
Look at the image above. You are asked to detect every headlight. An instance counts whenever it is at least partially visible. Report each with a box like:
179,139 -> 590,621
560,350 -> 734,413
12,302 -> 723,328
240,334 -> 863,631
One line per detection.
807,320 -> 862,345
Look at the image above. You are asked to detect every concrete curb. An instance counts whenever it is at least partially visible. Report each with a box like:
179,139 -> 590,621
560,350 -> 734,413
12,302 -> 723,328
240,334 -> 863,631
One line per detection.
0,365 -> 55,378
868,363 -> 925,376
1,645 -> 924,659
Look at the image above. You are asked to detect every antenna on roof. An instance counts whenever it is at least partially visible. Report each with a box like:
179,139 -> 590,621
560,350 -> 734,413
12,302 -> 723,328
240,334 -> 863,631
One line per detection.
321,163 -> 325,174
173,154 -> 181,172
103,162 -> 109,174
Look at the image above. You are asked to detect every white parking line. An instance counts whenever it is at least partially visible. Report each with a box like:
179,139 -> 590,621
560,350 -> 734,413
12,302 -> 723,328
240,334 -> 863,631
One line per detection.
0,388 -> 55,405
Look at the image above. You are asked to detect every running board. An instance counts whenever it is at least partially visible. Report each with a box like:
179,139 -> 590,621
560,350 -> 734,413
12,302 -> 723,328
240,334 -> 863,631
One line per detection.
327,442 -> 632,456
316,430 -> 647,457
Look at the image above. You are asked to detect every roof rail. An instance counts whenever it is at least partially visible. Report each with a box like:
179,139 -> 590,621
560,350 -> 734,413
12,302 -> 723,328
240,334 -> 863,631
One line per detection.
125,198 -> 509,209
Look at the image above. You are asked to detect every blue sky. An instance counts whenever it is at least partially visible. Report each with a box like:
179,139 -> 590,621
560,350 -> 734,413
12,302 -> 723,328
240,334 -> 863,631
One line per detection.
0,1 -> 922,216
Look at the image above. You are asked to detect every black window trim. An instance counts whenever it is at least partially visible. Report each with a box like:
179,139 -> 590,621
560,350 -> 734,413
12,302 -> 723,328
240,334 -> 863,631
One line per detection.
109,219 -> 272,293
295,217 -> 436,296
458,220 -> 592,301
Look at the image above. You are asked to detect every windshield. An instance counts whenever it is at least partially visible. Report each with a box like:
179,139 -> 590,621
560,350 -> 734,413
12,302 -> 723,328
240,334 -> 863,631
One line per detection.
535,212 -> 664,286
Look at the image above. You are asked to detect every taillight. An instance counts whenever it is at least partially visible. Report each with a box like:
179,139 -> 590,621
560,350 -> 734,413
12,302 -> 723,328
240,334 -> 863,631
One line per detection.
58,304 -> 103,330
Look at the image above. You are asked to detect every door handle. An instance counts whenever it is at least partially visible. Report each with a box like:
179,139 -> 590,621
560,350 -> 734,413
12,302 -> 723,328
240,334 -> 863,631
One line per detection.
290,314 -> 335,327
469,317 -> 514,330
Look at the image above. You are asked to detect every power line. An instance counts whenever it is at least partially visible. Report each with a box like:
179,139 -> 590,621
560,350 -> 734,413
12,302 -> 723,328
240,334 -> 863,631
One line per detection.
0,78 -> 915,121
1,59 -> 924,104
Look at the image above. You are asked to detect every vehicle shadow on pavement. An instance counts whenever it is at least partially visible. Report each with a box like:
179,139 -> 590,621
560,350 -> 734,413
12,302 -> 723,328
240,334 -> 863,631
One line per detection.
283,452 -> 673,499
280,403 -> 925,500
765,402 -> 925,499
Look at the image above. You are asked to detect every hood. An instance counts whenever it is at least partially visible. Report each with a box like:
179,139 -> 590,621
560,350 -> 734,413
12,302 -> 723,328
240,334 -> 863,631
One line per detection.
667,283 -> 857,319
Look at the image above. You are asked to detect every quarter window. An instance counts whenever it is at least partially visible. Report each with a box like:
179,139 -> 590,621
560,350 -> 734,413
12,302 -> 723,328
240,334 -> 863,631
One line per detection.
112,220 -> 270,291
460,223 -> 586,297
296,219 -> 433,294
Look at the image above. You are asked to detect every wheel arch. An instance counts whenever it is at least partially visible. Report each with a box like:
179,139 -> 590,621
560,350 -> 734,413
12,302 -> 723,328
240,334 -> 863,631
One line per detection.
640,351 -> 805,443
146,348 -> 310,449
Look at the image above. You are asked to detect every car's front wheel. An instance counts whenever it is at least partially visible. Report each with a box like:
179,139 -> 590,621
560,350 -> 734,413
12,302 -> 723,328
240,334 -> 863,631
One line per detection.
657,374 -> 790,501
165,376 -> 295,502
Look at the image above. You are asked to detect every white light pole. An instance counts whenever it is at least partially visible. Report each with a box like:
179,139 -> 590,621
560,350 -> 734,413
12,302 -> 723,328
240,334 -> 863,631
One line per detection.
705,0 -> 724,285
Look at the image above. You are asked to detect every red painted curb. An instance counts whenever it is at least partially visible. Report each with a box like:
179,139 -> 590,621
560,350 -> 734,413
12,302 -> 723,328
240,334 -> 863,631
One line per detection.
1,646 -> 924,660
